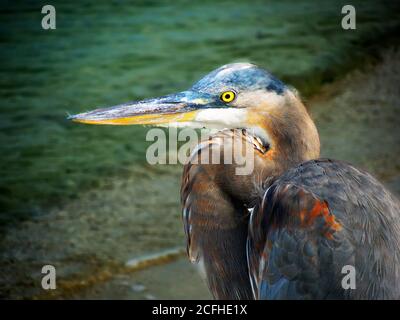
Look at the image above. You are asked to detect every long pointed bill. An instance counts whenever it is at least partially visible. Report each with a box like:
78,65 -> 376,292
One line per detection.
69,91 -> 214,125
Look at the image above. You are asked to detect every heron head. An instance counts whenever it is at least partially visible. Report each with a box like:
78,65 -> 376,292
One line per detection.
70,63 -> 319,158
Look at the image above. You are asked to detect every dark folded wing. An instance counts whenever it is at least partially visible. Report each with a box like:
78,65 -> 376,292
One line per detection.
248,159 -> 400,299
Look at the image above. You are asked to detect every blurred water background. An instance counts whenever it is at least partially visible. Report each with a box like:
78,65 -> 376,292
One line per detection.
0,0 -> 399,299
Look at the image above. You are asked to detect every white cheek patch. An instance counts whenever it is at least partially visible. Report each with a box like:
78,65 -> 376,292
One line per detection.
238,89 -> 286,109
194,108 -> 247,129
264,90 -> 286,107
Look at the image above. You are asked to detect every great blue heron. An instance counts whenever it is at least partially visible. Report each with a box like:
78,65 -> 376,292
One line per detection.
70,63 -> 400,299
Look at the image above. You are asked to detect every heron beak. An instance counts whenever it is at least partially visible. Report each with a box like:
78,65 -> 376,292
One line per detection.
68,91 -> 214,126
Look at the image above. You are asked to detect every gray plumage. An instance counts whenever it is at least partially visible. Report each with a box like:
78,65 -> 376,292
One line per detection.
248,159 -> 400,299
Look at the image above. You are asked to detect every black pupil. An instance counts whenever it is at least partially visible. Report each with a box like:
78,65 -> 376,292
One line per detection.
225,94 -> 231,99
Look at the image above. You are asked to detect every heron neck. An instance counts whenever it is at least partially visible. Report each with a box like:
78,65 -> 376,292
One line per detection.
251,91 -> 320,168
273,95 -> 320,164
183,161 -> 255,299
200,213 -> 254,300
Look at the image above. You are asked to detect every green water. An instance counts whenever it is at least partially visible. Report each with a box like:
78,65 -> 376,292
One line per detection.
1,0 -> 399,224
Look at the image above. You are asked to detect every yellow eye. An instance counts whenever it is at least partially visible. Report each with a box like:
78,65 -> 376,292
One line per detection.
220,90 -> 236,103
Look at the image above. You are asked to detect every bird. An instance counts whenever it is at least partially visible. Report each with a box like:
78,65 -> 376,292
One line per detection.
70,62 -> 400,299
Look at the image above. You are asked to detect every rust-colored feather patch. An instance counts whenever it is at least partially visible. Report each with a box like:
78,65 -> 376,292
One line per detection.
299,199 -> 342,239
